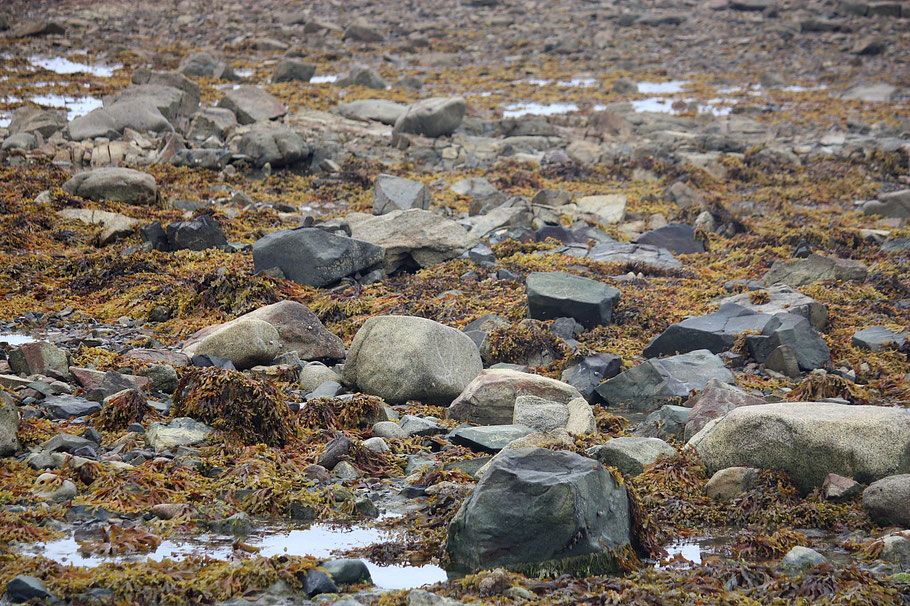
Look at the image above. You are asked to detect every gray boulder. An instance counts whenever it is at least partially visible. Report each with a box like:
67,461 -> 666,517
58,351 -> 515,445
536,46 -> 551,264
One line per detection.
634,405 -> 690,441
67,99 -> 173,140
560,353 -> 622,402
147,417 -> 213,452
1,133 -> 37,151
272,59 -> 317,83
236,123 -> 310,167
453,178 -> 506,216
717,284 -> 827,331
218,86 -> 286,124
252,227 -> 382,287
764,253 -> 868,287
165,216 -> 227,251
0,392 -> 19,456
187,108 -> 237,142
5,575 -> 57,603
513,395 -> 595,435
335,99 -> 407,125
372,174 -> 430,215
862,190 -> 910,220
321,559 -> 371,585
446,448 -> 631,575
131,68 -> 201,106
689,403 -> 910,494
781,546 -> 827,571
705,466 -> 759,502
527,271 -> 620,327
179,51 -> 239,80
342,316 -> 482,404
587,437 -> 677,476
394,97 -> 466,138
7,106 -> 67,138
852,326 -> 907,352
191,318 -> 281,370
448,424 -> 535,453
338,65 -> 387,90
683,379 -> 765,441
557,240 -> 682,270
863,475 -> 910,528
596,350 -> 735,410
108,84 -> 197,121
57,208 -> 139,245
633,223 -> 705,255
62,168 -> 157,204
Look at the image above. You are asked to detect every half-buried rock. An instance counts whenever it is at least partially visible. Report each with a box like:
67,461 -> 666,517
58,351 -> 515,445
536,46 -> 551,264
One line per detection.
446,447 -> 631,575
393,97 -> 466,138
527,271 -> 620,327
62,167 -> 157,204
189,318 -> 280,370
342,316 -> 482,404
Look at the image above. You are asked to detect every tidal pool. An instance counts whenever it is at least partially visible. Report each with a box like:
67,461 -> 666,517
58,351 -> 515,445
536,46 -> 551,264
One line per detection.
29,56 -> 120,78
0,334 -> 37,346
502,102 -> 579,118
310,74 -> 339,83
637,80 -> 687,94
30,95 -> 103,119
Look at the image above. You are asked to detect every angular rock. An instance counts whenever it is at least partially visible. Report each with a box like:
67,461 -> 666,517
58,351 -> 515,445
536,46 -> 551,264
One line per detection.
147,417 -> 213,452
683,379 -> 765,441
558,240 -> 682,270
43,433 -> 97,454
41,395 -> 101,419
852,326 -> 907,352
8,341 -> 69,378
764,253 -> 868,287
863,474 -> 910,527
131,68 -> 201,106
252,227 -> 383,287
822,473 -> 862,502
448,369 -> 584,425
179,51 -> 238,80
372,174 -> 430,215
574,194 -> 626,224
596,350 -> 735,410
342,316 -> 482,405
399,415 -> 444,437
8,106 -> 67,138
272,59 -> 317,83
187,107 -> 237,142
109,84 -> 196,122
165,215 -> 227,251
513,395 -> 595,435
62,168 -> 157,204
343,20 -> 383,42
0,392 -> 19,456
690,403 -> 910,494
235,123 -> 309,168
526,271 -> 620,327
335,99 -> 407,125
705,466 -> 759,502
338,65 -> 387,90
447,448 -> 631,575
448,424 -> 535,453
587,437 -> 677,476
190,318 -> 281,370
303,569 -> 338,597
372,421 -> 406,439
98,98 -> 174,134
561,353 -> 622,402
394,97 -> 466,138
718,285 -> 827,331
634,405 -> 690,441
662,181 -> 704,209
57,208 -> 139,245
633,223 -> 705,255
5,575 -> 57,603
218,86 -> 286,125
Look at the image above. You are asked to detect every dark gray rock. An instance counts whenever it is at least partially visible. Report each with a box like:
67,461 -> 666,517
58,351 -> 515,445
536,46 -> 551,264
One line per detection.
218,86 -> 286,124
446,448 -> 630,575
85,371 -> 143,403
882,237 -> 910,253
0,392 -> 18,456
41,395 -> 101,419
399,415 -> 444,437
165,216 -> 228,251
140,221 -> 168,251
179,51 -> 238,80
863,474 -> 910,528
271,59 -> 317,83
187,107 -> 237,142
236,123 -> 310,168
852,326 -> 907,352
448,424 -> 535,453
527,271 -> 620,327
373,174 -> 430,215
171,149 -> 232,170
745,312 -> 830,371
321,559 -> 372,585
303,569 -> 338,597
587,437 -> 677,476
5,575 -> 56,603
633,223 -> 705,255
7,106 -> 67,138
338,65 -> 387,89
318,435 -> 353,470
43,433 -> 98,453
252,227 -> 383,287
394,97 -> 466,138
560,353 -> 622,402
634,405 -> 690,441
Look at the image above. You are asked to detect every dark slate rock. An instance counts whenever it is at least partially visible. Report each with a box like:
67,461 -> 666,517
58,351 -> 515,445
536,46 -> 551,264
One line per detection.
561,353 -> 622,402
527,271 -> 620,327
252,228 -> 383,288
446,447 -> 630,575
745,313 -> 830,371
633,405 -> 690,441
140,221 -> 168,250
852,326 -> 907,352
303,569 -> 338,597
5,575 -> 56,603
321,559 -> 372,585
548,317 -> 584,340
317,435 -> 353,469
633,223 -> 705,255
305,381 -> 344,400
643,303 -> 774,358
165,215 -> 228,251
448,424 -> 535,453
191,354 -> 236,370
41,395 -> 101,419
43,433 -> 98,454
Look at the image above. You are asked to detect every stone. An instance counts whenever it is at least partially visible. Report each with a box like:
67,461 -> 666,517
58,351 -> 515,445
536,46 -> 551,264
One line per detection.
705,467 -> 759,501
399,415 -> 444,437
190,318 -> 281,370
448,424 -> 535,453
187,108 -> 237,142
271,59 -> 316,83
12,20 -> 65,37
447,448 -> 631,575
662,181 -> 704,209
863,475 -> 910,527
633,223 -> 705,255
513,395 -> 595,435
880,534 -> 910,568
8,106 -> 67,138
321,559 -> 372,585
448,369 -> 584,426
218,86 -> 286,125
179,51 -> 238,80
822,473 -> 862,502
394,97 -> 466,138
0,392 -> 19,455
852,326 -> 907,352
146,417 -> 213,452
236,123 -> 309,167
335,99 -> 407,125
343,316 -> 482,405
596,350 -> 735,410
343,20 -> 383,42
690,403 -> 910,494
683,379 -> 765,441
839,83 -> 897,102
863,190 -> 910,220
406,590 -> 462,606
57,208 -> 139,245
561,354 -> 623,402
574,194 -> 626,224
131,68 -> 201,106
41,395 -> 101,419
252,227 -> 383,287
165,216 -> 227,251
764,253 -> 868,287
5,575 -> 56,603
373,174 -> 430,215
302,569 -> 338,597
717,285 -> 827,331
297,363 -> 337,392
526,272 -> 620,327
361,437 -> 389,454
634,405 -> 690,441
781,546 -> 827,571
853,36 -> 887,56
62,168 -> 157,204
109,84 -> 196,121
557,240 -> 681,270
372,421 -> 406,439
1,132 -> 37,151
210,512 -> 254,535
453,178 -> 505,215
33,473 -> 78,501
338,64 -> 387,89
587,437 -> 677,476
347,209 -> 474,274
8,341 -> 68,378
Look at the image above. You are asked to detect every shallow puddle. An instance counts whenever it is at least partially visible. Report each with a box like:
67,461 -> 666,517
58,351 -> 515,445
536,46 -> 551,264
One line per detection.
26,523 -> 448,590
310,74 -> 339,83
502,102 -> 579,118
637,80 -> 687,94
30,95 -> 102,119
29,56 -> 119,78
0,334 -> 37,346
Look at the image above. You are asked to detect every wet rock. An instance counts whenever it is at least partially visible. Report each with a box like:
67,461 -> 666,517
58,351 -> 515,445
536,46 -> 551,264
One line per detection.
822,473 -> 862,502
347,209 -> 474,274
57,208 -> 139,245
399,415 -> 444,436
165,215 -> 227,251
303,569 -> 338,597
633,223 -> 705,255
513,395 -> 595,435
252,227 -> 383,287
448,369 -> 584,425
336,99 -> 408,125
33,472 -> 78,501
9,341 -> 68,378
561,353 -> 623,402
717,284 -> 827,331
210,511 -> 253,535
683,379 -> 765,441
41,395 -> 101,419
863,474 -> 910,527
236,123 -> 310,167
0,392 -> 18,455
190,318 -> 281,370
394,97 -> 466,138
372,174 -> 430,215
526,271 -> 620,327
7,106 -> 67,138
338,64 -> 387,89
781,546 -> 827,571
179,51 -> 238,80
575,194 -> 627,224
62,167 -> 157,204
271,59 -> 316,83
187,107 -> 237,142
705,466 -> 758,501
690,403 -> 910,494
406,590 -> 463,606
862,190 -> 910,219
322,559 -> 372,585
634,405 -> 690,441
764,253 -> 868,287
447,447 -> 631,574
299,363 -> 340,391
146,417 -> 213,452
218,86 -> 286,125
880,534 -> 910,568
852,326 -> 907,352
343,316 -> 482,405
596,350 -> 735,410
5,575 -> 57,603
448,424 -> 535,453
587,437 -> 677,476
372,421 -> 406,439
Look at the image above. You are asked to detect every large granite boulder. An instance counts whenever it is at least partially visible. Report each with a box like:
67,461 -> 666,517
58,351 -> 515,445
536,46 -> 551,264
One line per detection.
236,123 -> 310,167
252,228 -> 383,287
447,448 -> 631,575
393,97 -> 466,138
62,168 -> 157,204
448,369 -> 584,425
372,174 -> 430,215
863,475 -> 910,528
189,318 -> 281,370
689,403 -> 910,494
526,271 -> 620,327
342,316 -> 482,405
595,350 -> 735,410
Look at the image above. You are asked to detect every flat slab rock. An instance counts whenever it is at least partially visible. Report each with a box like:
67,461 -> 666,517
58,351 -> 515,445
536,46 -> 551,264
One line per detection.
554,241 -> 682,270
447,424 -> 535,453
526,271 -> 620,327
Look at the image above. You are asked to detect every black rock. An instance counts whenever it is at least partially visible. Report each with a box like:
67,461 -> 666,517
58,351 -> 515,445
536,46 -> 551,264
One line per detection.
41,395 -> 102,419
526,271 -> 620,327
140,221 -> 168,251
318,435 -> 353,469
165,216 -> 228,251
561,353 -> 622,402
5,575 -> 56,603
548,317 -> 584,340
303,569 -> 338,597
633,223 -> 705,255
321,559 -> 372,585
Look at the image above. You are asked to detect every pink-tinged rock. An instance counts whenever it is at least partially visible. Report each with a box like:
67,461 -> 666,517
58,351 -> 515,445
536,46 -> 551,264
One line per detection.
124,349 -> 190,367
69,367 -> 149,391
8,342 -> 69,379
683,378 -> 765,441
822,473 -> 862,502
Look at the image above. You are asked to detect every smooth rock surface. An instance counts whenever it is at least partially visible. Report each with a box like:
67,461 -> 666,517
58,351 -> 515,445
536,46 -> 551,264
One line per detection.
62,168 -> 157,204
587,437 -> 677,476
863,474 -> 910,527
448,369 -> 584,425
526,271 -> 620,327
190,318 -> 281,370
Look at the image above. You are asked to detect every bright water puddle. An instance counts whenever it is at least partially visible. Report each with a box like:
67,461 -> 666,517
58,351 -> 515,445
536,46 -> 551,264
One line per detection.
595,97 -> 731,116
29,56 -> 120,78
503,102 -> 578,118
522,78 -> 597,88
310,74 -> 339,83
30,95 -> 102,119
0,115 -> 11,128
0,334 -> 37,346
27,523 -> 447,591
637,80 -> 688,94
